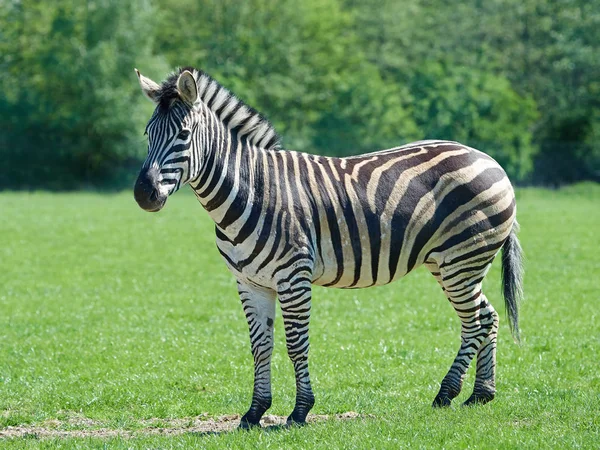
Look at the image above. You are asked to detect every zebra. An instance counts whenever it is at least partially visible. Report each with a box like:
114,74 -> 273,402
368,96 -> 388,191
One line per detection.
133,67 -> 523,428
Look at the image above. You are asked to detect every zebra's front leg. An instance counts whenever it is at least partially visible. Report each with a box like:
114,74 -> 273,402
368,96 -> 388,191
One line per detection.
237,282 -> 277,429
278,276 -> 315,426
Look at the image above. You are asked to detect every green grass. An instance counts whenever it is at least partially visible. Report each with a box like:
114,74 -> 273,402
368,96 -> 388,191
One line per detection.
1,184 -> 599,448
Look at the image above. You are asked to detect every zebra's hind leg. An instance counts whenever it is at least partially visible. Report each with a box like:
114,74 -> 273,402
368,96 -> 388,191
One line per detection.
237,282 -> 277,429
427,260 -> 498,407
463,300 -> 498,406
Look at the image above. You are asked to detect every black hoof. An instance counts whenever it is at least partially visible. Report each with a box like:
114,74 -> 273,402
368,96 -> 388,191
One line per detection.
238,416 -> 262,430
432,395 -> 453,408
463,392 -> 495,406
286,407 -> 310,427
286,416 -> 308,427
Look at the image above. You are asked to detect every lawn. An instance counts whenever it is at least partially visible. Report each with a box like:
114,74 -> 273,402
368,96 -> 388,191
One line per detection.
0,184 -> 598,448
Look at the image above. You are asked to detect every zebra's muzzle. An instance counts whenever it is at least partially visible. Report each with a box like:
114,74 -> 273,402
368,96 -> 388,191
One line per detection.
134,167 -> 167,212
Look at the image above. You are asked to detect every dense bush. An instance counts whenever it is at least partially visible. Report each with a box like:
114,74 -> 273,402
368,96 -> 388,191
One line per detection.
0,0 -> 167,189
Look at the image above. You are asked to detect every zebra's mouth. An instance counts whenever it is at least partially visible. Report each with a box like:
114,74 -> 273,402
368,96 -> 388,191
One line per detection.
147,204 -> 164,212
136,194 -> 166,212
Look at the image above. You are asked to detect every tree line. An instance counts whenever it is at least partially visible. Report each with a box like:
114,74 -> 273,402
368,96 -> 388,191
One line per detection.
1,0 -> 598,189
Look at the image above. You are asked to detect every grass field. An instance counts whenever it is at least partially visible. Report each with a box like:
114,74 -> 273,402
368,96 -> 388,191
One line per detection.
1,183 -> 599,448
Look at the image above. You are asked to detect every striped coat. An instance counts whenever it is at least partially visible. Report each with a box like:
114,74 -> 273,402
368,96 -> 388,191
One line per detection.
134,68 -> 523,428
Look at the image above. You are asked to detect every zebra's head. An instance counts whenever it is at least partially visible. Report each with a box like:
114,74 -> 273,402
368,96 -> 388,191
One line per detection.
133,69 -> 201,212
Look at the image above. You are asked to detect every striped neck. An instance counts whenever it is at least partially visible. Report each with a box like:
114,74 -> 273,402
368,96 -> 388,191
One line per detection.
190,109 -> 265,239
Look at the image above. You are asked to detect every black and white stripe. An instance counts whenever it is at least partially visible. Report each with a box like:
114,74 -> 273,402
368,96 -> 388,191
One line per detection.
134,67 -> 523,427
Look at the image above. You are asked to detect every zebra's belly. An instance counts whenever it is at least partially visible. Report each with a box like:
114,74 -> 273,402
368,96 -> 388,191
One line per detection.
311,263 -> 402,289
310,220 -> 417,289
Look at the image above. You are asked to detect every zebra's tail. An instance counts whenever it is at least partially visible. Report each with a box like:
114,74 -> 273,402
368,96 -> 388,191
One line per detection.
501,221 -> 524,343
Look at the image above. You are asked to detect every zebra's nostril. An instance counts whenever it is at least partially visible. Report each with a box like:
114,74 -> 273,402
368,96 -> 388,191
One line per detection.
149,189 -> 158,202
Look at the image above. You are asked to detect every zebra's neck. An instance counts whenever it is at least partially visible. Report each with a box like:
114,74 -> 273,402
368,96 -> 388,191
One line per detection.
190,113 -> 267,242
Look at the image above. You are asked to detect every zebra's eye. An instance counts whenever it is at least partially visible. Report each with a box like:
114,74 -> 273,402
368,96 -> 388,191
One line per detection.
178,129 -> 191,140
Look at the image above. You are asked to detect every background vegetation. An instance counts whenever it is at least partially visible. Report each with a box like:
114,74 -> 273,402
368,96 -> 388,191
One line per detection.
1,0 -> 599,188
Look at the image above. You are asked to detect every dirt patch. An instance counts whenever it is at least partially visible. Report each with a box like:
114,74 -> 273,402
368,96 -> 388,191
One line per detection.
0,412 -> 366,439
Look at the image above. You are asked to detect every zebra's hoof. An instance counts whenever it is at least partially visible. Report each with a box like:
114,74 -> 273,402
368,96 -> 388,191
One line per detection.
286,410 -> 309,427
463,391 -> 495,406
432,395 -> 452,408
238,417 -> 261,430
285,417 -> 308,427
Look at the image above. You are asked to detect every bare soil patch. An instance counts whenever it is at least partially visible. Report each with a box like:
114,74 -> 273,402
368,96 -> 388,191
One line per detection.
0,412 -> 365,439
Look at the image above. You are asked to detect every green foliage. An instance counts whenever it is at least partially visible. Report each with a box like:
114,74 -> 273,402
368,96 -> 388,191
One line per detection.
155,0 -> 419,153
0,0 -> 166,189
485,0 -> 600,183
348,0 -> 600,183
0,188 -> 599,446
0,0 -> 598,188
407,62 -> 538,179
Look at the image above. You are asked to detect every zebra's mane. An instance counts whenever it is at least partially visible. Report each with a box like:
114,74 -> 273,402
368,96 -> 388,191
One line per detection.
156,67 -> 282,151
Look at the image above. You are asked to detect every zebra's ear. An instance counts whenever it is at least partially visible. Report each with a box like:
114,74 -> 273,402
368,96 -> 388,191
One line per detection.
135,68 -> 160,103
177,70 -> 198,105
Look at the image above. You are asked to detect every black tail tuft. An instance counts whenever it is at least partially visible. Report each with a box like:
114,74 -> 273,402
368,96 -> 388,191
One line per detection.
501,222 -> 524,343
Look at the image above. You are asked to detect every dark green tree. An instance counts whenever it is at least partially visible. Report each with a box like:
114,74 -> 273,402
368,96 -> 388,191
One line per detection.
346,0 -> 599,184
345,0 -> 540,180
154,0 -> 419,155
0,0 -> 166,189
